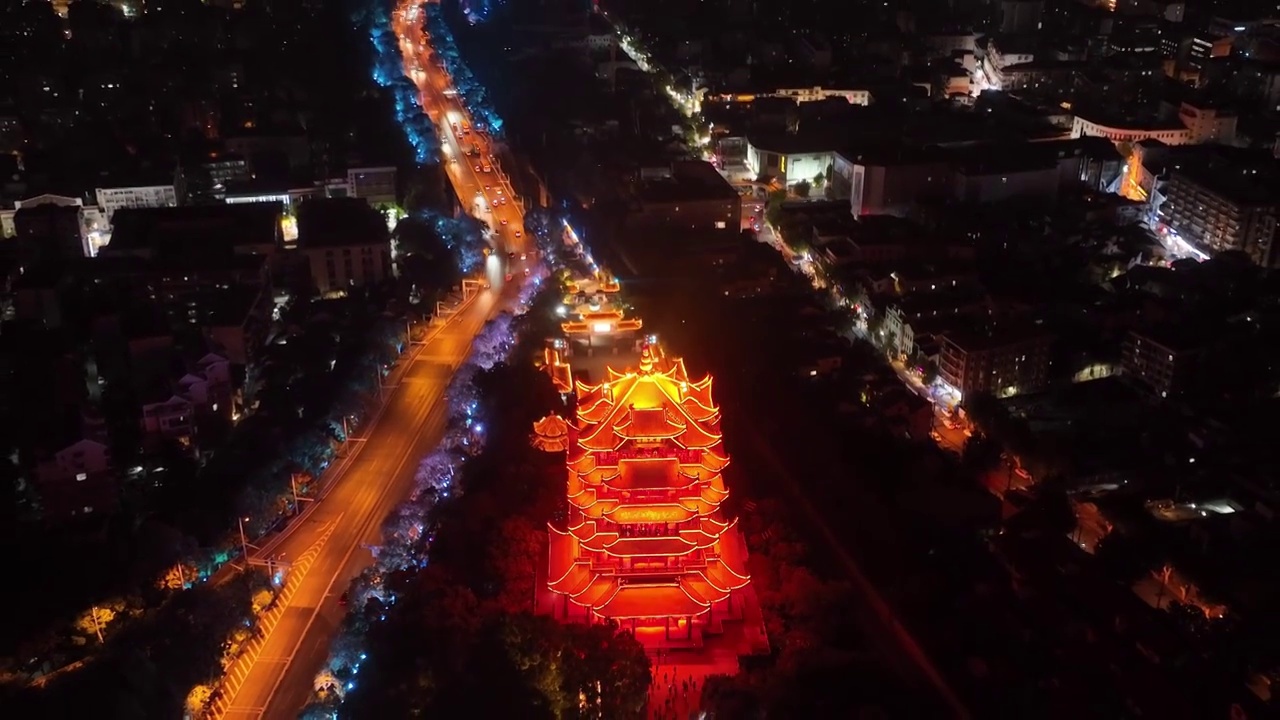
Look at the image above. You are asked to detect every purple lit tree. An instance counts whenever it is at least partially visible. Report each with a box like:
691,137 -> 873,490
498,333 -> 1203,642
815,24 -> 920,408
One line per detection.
414,450 -> 459,496
470,314 -> 515,370
445,364 -> 481,415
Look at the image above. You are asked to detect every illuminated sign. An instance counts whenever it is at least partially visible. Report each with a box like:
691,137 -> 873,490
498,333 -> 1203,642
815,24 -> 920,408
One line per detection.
598,448 -> 702,465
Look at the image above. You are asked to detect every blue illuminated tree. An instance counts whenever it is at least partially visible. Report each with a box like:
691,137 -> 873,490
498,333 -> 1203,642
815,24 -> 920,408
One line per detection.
424,5 -> 504,138
366,6 -> 440,164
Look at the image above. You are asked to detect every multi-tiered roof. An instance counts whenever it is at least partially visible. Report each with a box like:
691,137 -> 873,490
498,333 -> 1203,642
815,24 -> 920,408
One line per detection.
559,270 -> 641,338
547,344 -> 750,621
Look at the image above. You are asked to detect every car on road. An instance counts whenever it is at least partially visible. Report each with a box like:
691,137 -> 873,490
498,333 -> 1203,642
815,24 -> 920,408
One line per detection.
500,218 -> 508,225
514,230 -> 522,238
338,591 -> 348,606
930,431 -> 943,442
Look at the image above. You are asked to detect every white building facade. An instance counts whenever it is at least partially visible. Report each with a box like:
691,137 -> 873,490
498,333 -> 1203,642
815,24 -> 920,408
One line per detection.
96,185 -> 180,222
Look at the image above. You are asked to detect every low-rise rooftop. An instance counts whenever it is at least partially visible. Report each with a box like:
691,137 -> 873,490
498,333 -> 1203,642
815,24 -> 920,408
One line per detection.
296,198 -> 390,249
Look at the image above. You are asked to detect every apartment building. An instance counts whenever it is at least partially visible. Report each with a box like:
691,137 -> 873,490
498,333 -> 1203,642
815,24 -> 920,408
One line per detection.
938,326 -> 1052,398
1121,327 -> 1203,398
296,198 -> 393,295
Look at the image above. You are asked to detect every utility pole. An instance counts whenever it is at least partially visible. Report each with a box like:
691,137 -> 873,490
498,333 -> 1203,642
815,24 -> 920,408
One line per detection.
90,606 -> 104,644
238,516 -> 251,564
291,473 -> 314,509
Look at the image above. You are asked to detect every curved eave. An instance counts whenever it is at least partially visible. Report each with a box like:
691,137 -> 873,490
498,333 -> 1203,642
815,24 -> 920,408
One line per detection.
675,530 -> 720,550
668,359 -> 691,383
677,497 -> 718,516
568,453 -> 597,473
602,503 -> 697,523
704,560 -> 751,590
580,467 -> 621,485
701,450 -> 731,472
576,396 -> 615,422
670,426 -> 723,450
578,429 -> 626,452
573,497 -> 616,518
600,542 -> 697,558
581,532 -> 622,552
574,580 -> 621,607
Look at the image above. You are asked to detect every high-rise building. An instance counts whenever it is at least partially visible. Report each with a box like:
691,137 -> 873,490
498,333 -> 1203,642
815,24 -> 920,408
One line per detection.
542,343 -> 752,642
1158,154 -> 1279,267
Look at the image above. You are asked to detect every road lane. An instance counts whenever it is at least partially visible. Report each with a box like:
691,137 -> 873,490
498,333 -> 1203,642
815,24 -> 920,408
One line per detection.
218,6 -> 535,718
224,291 -> 500,720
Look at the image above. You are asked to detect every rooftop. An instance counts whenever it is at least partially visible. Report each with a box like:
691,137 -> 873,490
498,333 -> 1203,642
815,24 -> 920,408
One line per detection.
1129,323 -> 1211,353
952,137 -> 1122,175
1170,153 -> 1280,207
637,161 -> 738,204
296,198 -> 390,249
943,323 -> 1051,353
106,203 -> 283,258
746,131 -> 842,156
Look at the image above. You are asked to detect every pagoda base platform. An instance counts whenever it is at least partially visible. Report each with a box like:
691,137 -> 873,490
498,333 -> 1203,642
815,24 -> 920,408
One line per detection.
641,586 -> 769,720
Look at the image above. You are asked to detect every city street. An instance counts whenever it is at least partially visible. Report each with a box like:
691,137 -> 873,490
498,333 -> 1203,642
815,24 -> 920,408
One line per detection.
224,286 -> 500,720
396,5 -> 526,247
218,6 -> 532,718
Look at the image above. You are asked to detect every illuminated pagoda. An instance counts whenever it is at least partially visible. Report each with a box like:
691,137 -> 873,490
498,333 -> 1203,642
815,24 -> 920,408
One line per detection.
564,269 -> 621,296
558,270 -> 641,351
531,413 -> 570,453
546,342 -> 751,642
538,344 -> 573,394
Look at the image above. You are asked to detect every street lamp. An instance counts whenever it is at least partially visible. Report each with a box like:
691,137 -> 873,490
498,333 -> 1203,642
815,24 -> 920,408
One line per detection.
238,516 -> 251,563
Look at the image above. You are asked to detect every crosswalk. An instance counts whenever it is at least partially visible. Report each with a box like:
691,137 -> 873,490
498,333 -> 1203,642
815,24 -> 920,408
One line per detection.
206,518 -> 339,719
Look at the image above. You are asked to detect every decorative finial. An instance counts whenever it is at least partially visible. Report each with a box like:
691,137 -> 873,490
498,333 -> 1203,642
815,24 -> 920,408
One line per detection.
638,343 -> 654,373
